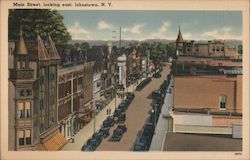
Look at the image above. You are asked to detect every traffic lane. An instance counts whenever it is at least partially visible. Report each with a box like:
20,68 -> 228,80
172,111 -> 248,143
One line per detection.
96,67 -> 170,151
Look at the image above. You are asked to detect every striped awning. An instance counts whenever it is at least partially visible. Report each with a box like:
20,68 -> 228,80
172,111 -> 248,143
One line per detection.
38,132 -> 67,151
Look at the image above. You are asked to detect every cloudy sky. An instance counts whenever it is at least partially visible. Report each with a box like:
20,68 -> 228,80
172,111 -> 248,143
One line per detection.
59,10 -> 242,41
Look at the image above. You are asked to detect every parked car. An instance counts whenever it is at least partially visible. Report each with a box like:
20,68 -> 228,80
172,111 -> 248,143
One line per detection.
117,112 -> 126,123
113,108 -> 124,117
136,78 -> 152,91
139,135 -> 151,149
92,132 -> 103,145
102,116 -> 115,128
86,138 -> 98,150
117,124 -> 127,133
133,142 -> 147,151
81,144 -> 94,151
118,103 -> 127,111
99,127 -> 110,138
111,129 -> 123,141
126,92 -> 135,100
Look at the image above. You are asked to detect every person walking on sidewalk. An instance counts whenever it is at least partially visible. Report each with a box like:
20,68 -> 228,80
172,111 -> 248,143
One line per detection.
109,108 -> 112,115
107,108 -> 109,115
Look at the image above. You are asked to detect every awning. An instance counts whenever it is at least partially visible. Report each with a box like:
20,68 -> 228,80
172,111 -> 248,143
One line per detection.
80,117 -> 91,124
38,132 -> 67,151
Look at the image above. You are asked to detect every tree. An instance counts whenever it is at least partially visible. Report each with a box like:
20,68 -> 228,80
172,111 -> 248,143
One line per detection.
79,42 -> 90,51
8,9 -> 71,45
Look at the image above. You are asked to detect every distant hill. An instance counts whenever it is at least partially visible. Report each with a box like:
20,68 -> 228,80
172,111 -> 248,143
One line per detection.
70,39 -> 242,47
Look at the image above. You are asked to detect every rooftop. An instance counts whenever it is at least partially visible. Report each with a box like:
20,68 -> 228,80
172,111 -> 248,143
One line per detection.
163,132 -> 242,151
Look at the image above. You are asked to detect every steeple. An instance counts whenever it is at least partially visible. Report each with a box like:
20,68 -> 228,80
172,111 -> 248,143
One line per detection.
176,25 -> 184,43
15,27 -> 28,55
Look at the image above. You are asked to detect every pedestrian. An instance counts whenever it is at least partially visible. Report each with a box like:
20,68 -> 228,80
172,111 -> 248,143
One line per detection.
109,108 -> 111,115
106,108 -> 109,115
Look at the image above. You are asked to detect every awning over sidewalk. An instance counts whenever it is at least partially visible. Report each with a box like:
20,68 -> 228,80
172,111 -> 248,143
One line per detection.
79,116 -> 91,124
38,132 -> 67,151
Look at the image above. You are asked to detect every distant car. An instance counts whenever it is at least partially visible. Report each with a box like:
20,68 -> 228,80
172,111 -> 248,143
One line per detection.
118,103 -> 127,111
126,92 -> 135,100
153,73 -> 161,78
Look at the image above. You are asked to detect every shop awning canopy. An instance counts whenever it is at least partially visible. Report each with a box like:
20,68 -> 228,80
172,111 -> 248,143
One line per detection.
38,132 -> 67,151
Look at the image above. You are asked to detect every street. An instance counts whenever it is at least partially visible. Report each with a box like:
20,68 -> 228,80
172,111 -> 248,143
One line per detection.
97,65 -> 171,151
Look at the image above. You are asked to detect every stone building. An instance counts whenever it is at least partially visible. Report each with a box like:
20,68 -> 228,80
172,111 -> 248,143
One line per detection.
176,27 -> 241,59
8,30 -> 66,150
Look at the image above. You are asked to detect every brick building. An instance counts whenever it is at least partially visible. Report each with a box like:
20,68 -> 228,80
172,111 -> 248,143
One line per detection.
87,44 -> 117,104
172,27 -> 242,131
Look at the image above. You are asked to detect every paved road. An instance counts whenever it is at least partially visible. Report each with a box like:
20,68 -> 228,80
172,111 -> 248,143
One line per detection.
97,65 -> 171,151
62,80 -> 137,150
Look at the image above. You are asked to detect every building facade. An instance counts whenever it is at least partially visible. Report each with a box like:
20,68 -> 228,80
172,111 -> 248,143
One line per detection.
8,31 -> 66,151
176,27 -> 241,59
57,62 -> 94,140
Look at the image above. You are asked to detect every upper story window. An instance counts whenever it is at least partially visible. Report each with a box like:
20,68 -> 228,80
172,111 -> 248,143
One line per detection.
39,68 -> 46,89
17,102 -> 31,118
19,89 -> 32,97
219,95 -> 227,110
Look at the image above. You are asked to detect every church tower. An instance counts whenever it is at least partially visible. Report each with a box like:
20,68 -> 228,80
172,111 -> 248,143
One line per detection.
176,26 -> 185,56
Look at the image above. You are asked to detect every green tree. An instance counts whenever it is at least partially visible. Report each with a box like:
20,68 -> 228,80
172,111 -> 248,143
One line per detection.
8,9 -> 71,45
79,42 -> 90,51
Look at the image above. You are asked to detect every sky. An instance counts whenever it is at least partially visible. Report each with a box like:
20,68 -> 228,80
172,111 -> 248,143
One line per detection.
59,10 -> 242,41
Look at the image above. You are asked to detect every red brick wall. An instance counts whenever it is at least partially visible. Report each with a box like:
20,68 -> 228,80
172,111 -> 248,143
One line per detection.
212,116 -> 242,126
174,75 -> 242,113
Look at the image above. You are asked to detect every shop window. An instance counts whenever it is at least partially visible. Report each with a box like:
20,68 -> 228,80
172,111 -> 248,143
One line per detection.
219,95 -> 226,110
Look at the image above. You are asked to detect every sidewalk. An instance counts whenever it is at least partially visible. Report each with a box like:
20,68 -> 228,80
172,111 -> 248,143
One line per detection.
61,83 -> 136,150
149,76 -> 173,151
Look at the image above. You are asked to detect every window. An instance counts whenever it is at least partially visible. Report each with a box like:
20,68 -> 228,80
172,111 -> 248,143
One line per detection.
19,90 -> 25,96
25,130 -> 31,145
39,92 -> 45,110
18,130 -> 31,146
73,79 -> 77,92
216,46 -> 220,51
219,96 -> 227,110
19,89 -> 32,97
18,102 -> 25,118
78,77 -> 83,90
26,89 -> 32,96
18,130 -> 25,146
40,68 -> 45,89
18,102 -> 31,118
25,102 -> 31,118
221,46 -> 224,52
